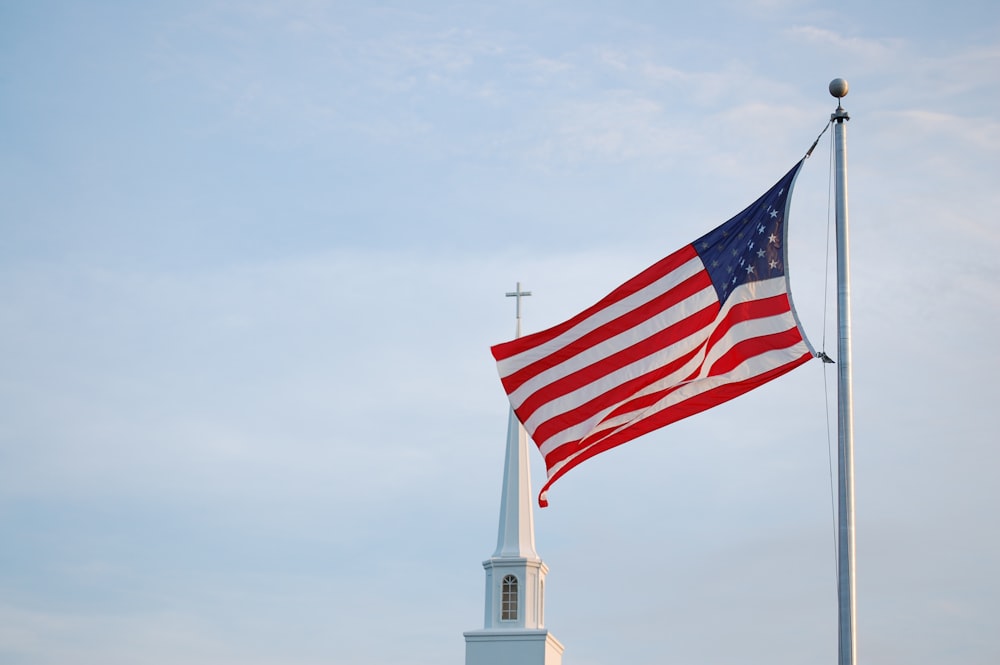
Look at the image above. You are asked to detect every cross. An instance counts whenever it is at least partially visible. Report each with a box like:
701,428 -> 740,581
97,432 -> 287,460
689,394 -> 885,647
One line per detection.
505,281 -> 532,338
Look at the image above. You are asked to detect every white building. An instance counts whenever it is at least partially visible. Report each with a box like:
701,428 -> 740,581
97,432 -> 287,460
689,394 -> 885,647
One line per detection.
463,406 -> 564,665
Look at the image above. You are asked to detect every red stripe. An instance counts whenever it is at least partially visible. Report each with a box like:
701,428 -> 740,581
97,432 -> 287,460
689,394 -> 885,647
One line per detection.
583,349 -> 812,450
499,268 -> 712,395
708,326 -> 804,376
703,293 -> 792,354
592,325 -> 804,431
536,350 -> 813,506
598,371 -> 692,423
594,315 -> 804,424
538,304 -> 804,465
512,299 -> 719,424
491,245 -> 700,362
527,339 -> 707,451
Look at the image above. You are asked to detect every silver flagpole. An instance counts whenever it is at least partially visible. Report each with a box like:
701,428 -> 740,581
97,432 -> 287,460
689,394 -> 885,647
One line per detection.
830,78 -> 857,665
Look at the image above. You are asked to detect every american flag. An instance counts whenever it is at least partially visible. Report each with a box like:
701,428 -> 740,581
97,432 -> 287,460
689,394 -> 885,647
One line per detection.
491,161 -> 815,506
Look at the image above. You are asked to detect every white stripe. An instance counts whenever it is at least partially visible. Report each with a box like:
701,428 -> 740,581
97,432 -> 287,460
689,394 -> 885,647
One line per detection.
543,326 -> 807,457
621,278 -> 789,401
582,339 -> 810,445
534,326 -> 711,456
699,310 -> 799,378
697,278 -> 794,376
496,256 -> 705,379
510,282 -> 717,412
533,278 -> 798,456
524,307 -> 715,439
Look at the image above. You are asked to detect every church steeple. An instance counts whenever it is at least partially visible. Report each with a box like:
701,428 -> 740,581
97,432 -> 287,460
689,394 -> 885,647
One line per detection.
464,284 -> 564,665
494,282 -> 539,559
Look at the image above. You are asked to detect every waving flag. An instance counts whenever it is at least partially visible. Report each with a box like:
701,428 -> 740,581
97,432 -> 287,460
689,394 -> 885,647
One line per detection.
491,161 -> 815,506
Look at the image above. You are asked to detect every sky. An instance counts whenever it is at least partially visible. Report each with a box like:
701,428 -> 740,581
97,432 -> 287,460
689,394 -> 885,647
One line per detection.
1,1 -> 998,664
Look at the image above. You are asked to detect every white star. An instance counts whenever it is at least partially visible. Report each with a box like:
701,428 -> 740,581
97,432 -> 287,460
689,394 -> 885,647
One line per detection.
769,209 -> 779,219
745,264 -> 755,274
768,233 -> 778,244
757,249 -> 766,258
769,259 -> 779,269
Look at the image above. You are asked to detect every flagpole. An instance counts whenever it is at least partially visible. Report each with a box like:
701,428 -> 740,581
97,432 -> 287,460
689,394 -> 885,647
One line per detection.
830,77 -> 857,665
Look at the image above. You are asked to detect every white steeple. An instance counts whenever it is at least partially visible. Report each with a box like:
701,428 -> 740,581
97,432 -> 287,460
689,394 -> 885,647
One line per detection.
464,284 -> 564,665
492,408 -> 540,560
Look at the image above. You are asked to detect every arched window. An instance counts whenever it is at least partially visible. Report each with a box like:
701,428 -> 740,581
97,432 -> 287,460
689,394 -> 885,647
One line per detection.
501,574 -> 518,621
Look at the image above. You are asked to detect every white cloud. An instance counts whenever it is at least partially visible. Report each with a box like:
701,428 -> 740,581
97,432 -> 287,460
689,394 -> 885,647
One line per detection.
787,25 -> 904,62
889,109 -> 1000,152
532,93 -> 682,164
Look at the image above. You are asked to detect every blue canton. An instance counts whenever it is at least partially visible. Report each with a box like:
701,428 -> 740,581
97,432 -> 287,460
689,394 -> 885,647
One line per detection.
693,162 -> 802,305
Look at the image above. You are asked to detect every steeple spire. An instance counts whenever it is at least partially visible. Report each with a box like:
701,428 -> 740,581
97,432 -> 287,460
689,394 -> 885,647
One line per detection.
494,284 -> 539,560
493,282 -> 541,561
493,408 -> 540,559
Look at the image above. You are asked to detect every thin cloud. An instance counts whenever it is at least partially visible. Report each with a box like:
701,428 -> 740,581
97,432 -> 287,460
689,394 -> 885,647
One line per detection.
890,109 -> 1000,151
787,25 -> 903,61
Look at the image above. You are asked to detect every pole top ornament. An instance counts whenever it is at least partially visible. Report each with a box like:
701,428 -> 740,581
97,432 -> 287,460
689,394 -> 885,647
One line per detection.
829,78 -> 849,99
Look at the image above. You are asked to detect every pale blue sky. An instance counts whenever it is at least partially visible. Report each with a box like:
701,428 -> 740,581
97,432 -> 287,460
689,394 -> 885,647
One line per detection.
1,2 -> 998,664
